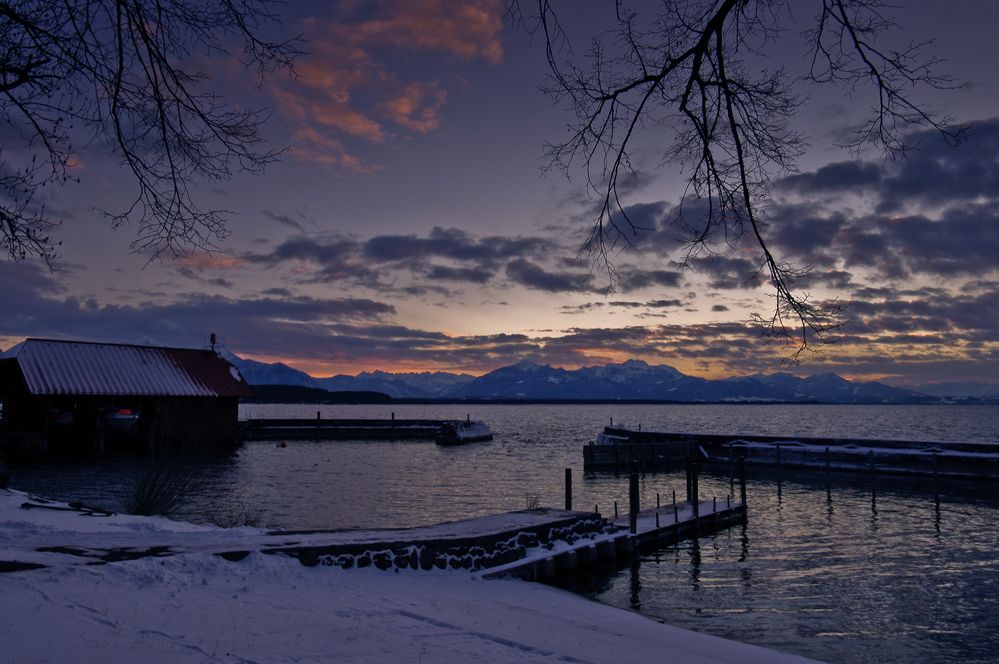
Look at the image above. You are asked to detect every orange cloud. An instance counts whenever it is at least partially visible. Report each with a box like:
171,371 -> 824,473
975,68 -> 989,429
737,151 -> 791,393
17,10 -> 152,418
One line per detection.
339,0 -> 504,64
290,126 -> 380,173
273,1 -> 504,170
175,252 -> 246,270
382,82 -> 448,134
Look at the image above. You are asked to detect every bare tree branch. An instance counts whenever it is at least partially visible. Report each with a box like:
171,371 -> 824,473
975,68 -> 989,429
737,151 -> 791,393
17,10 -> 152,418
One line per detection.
0,0 -> 302,263
518,0 -> 959,359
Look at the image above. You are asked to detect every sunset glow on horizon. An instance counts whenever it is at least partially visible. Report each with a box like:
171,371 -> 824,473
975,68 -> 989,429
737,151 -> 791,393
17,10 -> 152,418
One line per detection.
2,0 -> 998,388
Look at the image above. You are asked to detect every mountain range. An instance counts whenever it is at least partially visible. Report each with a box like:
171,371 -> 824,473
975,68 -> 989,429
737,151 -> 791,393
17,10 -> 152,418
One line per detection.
225,354 -> 975,404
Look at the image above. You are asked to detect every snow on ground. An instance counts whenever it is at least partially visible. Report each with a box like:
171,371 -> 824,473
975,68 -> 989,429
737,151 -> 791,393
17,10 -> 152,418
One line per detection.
0,489 -> 820,663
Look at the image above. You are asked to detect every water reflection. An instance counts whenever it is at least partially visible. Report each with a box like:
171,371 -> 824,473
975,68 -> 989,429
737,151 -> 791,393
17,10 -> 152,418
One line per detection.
3,402 -> 998,664
629,556 -> 642,610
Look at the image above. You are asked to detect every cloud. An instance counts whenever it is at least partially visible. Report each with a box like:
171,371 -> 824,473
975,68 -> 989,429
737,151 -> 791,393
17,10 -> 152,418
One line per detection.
423,265 -> 493,283
273,1 -> 504,170
765,119 -> 999,284
505,258 -> 596,293
5,257 -> 997,381
877,120 -> 999,213
363,226 -> 545,263
778,161 -> 882,194
380,81 -> 448,133
0,262 -> 398,358
616,268 -> 685,292
690,256 -> 763,290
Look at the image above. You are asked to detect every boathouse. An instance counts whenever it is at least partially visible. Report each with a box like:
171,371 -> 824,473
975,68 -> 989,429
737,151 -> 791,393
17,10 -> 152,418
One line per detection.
0,338 -> 252,452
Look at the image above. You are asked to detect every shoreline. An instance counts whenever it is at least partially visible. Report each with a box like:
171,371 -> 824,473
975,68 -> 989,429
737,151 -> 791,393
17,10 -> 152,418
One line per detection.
1,488 -> 819,663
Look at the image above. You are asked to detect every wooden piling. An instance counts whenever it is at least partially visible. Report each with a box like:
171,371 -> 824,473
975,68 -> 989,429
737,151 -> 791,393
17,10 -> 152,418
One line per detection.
564,468 -> 572,511
738,454 -> 747,505
596,539 -> 616,562
629,464 -> 639,535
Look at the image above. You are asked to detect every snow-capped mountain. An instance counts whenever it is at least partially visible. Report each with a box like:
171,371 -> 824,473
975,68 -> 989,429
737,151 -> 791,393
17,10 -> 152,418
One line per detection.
446,360 -> 928,402
225,352 -> 474,398
316,371 -> 475,399
225,352 -> 936,403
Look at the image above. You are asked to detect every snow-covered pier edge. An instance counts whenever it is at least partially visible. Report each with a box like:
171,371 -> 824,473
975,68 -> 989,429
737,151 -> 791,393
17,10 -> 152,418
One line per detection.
586,426 -> 999,480
2,487 -> 818,663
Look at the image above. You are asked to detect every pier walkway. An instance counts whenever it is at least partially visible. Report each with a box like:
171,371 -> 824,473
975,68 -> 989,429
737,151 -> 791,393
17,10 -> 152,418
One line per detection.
4,490 -> 745,586
240,417 -> 459,441
478,498 -> 745,583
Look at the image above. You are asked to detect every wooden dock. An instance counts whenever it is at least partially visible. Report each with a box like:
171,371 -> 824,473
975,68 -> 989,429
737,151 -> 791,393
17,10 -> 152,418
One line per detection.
584,426 -> 999,481
9,496 -> 746,588
240,417 -> 462,441
479,498 -> 745,583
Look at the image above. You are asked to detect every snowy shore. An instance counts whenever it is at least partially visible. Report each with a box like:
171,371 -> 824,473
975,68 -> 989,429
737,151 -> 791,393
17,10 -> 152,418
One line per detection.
0,489 -> 819,663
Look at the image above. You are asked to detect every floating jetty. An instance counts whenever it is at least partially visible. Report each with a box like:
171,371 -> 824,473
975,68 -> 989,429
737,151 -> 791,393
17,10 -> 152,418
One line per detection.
240,416 -> 489,442
584,425 -> 999,481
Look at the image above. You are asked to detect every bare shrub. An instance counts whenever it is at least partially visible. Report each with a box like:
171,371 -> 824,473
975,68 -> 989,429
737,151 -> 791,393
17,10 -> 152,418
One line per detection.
121,459 -> 194,517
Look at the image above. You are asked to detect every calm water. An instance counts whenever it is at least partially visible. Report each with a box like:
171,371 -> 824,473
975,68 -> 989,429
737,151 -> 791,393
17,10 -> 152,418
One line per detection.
4,403 -> 999,663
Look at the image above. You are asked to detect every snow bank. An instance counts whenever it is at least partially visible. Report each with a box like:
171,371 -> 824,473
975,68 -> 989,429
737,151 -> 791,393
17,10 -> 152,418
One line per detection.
0,489 -> 819,663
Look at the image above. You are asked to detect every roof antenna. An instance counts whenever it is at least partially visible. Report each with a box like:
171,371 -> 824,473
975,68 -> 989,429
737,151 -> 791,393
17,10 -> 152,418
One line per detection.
210,332 -> 217,353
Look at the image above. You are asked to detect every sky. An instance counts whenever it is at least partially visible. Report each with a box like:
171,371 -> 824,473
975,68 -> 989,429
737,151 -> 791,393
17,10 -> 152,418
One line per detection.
2,0 -> 998,386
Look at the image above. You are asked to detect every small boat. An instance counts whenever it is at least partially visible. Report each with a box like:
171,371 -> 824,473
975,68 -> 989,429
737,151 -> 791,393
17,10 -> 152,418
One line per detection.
102,408 -> 140,434
436,420 -> 493,446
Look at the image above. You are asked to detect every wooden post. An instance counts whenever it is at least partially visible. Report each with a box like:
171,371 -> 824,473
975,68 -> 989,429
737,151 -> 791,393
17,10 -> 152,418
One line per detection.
595,504 -> 598,514
738,453 -> 747,505
629,463 -> 639,535
933,454 -> 940,507
691,463 -> 699,518
713,496 -> 717,513
656,492 -> 660,508
655,511 -> 660,528
614,501 -> 618,518
685,455 -> 692,502
466,413 -> 470,423
564,468 -> 573,511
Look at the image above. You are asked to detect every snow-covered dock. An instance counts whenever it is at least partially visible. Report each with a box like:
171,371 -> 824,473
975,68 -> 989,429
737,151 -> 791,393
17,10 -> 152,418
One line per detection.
480,498 -> 745,583
585,425 -> 999,480
2,491 -> 743,582
0,487 -> 817,664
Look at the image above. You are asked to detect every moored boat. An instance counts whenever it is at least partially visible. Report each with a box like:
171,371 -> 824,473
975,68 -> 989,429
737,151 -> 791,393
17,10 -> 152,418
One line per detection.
102,408 -> 139,434
436,420 -> 493,446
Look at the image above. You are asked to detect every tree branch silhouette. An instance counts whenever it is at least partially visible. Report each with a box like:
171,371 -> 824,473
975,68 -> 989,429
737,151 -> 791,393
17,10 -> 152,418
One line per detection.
516,0 -> 960,358
0,0 -> 302,263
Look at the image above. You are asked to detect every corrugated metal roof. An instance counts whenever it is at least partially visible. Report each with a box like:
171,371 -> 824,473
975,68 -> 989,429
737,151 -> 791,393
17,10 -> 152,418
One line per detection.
13,339 -> 253,397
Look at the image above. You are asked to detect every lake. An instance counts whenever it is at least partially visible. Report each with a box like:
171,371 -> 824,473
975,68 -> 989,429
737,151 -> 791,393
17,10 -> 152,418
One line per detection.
3,403 -> 999,663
